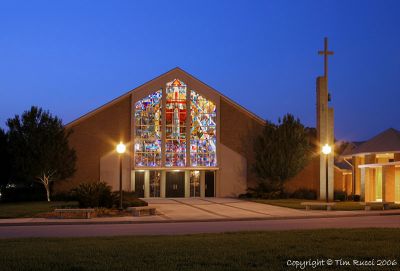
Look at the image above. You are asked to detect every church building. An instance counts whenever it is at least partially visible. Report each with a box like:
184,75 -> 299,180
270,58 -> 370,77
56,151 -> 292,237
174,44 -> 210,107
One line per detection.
56,39 -> 397,203
60,67 -> 264,197
59,65 -> 353,199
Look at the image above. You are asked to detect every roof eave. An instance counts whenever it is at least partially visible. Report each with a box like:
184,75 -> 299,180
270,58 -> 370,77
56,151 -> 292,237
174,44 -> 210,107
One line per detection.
65,67 -> 266,128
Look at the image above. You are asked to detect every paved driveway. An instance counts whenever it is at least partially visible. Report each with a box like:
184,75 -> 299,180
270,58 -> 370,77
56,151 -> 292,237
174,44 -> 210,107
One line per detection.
143,198 -> 360,220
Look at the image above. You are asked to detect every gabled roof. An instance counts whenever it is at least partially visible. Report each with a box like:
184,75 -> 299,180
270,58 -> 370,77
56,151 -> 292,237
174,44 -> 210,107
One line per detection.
339,141 -> 365,157
342,128 -> 400,157
66,67 -> 265,127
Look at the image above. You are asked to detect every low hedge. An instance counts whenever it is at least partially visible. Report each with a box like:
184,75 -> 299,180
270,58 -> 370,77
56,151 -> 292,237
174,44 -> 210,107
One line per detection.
72,182 -> 147,209
73,182 -> 115,208
113,191 -> 148,208
290,188 -> 317,200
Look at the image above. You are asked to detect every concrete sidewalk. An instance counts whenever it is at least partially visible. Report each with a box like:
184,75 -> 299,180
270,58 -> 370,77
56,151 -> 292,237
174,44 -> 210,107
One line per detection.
1,198 -> 399,227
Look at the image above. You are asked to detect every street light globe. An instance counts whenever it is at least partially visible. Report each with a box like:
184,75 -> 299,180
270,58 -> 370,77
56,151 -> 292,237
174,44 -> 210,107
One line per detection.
116,142 -> 126,154
322,144 -> 332,155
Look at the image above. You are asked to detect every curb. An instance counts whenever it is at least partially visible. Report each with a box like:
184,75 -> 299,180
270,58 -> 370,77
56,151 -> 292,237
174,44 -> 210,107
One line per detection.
1,211 -> 399,227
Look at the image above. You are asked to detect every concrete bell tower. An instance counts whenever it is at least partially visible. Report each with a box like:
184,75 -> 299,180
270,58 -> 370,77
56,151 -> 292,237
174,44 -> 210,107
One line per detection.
317,37 -> 334,201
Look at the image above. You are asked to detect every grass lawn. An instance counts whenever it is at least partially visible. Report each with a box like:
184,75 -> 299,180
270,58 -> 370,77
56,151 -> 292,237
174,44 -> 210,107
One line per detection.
251,199 -> 400,211
1,229 -> 399,271
0,201 -> 78,218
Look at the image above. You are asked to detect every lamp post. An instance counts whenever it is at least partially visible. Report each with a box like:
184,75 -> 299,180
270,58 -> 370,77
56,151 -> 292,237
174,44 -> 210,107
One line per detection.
116,142 -> 126,210
322,144 -> 332,203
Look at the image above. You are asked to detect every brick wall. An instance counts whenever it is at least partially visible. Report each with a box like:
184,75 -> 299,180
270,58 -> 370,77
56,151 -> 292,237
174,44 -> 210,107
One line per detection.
284,156 -> 320,194
55,96 -> 131,193
220,98 -> 264,189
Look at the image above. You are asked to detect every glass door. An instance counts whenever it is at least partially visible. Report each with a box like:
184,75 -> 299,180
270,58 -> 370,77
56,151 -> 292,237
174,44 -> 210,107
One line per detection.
190,171 -> 200,197
149,171 -> 161,197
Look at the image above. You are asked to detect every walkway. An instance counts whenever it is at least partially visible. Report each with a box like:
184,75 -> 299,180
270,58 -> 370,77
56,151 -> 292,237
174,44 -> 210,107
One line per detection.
145,198 -> 362,220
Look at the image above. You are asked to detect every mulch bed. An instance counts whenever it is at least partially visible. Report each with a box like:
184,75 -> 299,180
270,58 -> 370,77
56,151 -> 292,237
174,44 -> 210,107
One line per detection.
35,209 -> 132,219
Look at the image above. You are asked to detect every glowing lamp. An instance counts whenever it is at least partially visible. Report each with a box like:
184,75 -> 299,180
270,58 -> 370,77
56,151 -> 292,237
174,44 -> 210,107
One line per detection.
322,144 -> 332,155
116,142 -> 126,154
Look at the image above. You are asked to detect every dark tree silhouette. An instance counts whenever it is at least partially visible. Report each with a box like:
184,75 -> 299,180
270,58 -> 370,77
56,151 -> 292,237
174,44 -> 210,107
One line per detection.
0,128 -> 11,189
7,106 -> 76,201
253,114 -> 312,195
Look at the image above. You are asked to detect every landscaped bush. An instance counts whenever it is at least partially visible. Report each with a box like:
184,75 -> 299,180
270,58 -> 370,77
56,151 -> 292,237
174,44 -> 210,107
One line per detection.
334,191 -> 347,201
240,189 -> 291,199
51,191 -> 78,202
290,188 -> 317,200
0,182 -> 46,202
73,183 -> 147,209
348,194 -> 361,202
73,182 -> 115,208
112,191 -> 148,209
238,192 -> 255,199
256,190 -> 285,199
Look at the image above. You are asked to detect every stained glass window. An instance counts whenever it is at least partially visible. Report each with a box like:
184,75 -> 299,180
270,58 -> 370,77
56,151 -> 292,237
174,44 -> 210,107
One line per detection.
165,79 -> 187,166
134,80 -> 218,168
134,90 -> 162,166
190,90 -> 217,166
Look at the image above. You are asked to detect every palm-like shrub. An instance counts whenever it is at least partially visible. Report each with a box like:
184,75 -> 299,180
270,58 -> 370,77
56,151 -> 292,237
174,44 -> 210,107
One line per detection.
74,182 -> 115,208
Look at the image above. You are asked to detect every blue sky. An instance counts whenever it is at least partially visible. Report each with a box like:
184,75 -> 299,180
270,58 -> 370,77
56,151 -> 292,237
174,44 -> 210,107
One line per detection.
1,0 -> 400,141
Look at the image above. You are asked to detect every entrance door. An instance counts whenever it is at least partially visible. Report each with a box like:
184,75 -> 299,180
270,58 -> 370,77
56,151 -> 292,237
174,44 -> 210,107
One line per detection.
134,171 -> 145,197
205,171 -> 215,197
150,171 -> 161,197
166,171 -> 185,197
190,171 -> 201,197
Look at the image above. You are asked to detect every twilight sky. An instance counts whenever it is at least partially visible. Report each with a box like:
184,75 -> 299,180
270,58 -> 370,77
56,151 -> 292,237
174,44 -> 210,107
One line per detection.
1,0 -> 400,141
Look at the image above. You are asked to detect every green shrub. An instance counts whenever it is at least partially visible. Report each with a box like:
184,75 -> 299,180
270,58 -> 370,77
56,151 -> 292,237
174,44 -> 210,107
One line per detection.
243,189 -> 289,199
51,191 -> 78,202
113,191 -> 148,209
73,182 -> 115,208
0,182 -> 46,202
238,192 -> 254,199
348,194 -> 361,202
290,188 -> 317,200
334,191 -> 347,201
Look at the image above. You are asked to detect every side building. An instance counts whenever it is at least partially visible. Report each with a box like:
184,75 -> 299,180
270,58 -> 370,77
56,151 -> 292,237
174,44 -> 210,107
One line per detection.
341,128 -> 400,203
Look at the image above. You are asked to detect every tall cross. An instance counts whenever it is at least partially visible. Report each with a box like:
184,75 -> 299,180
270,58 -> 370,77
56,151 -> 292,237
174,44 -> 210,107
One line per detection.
318,37 -> 334,80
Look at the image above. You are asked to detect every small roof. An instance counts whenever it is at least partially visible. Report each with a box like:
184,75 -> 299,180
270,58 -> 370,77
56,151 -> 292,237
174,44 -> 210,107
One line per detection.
335,161 -> 352,171
342,128 -> 400,157
339,141 -> 365,157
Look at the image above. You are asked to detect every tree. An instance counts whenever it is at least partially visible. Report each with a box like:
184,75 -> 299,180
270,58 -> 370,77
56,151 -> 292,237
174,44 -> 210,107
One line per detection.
0,128 -> 11,189
7,106 -> 76,201
253,114 -> 312,196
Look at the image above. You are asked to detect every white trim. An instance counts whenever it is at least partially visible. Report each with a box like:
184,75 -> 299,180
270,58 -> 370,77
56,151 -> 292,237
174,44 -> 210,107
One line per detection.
342,151 -> 400,159
358,161 -> 400,168
132,167 -> 220,171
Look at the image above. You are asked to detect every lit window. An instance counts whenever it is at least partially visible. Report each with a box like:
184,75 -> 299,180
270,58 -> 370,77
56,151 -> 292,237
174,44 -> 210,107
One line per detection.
134,80 -> 217,168
134,90 -> 162,166
190,90 -> 217,166
165,79 -> 187,166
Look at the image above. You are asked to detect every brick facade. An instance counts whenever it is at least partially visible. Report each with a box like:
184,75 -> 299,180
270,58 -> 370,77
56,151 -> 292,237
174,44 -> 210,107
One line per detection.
55,96 -> 131,193
220,97 -> 264,189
